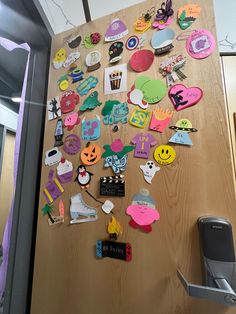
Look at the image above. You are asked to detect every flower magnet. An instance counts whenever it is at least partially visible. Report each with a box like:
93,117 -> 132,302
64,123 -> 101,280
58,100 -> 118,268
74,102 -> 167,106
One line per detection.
152,0 -> 174,29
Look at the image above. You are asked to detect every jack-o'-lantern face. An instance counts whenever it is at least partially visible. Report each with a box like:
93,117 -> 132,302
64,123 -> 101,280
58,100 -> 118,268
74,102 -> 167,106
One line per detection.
81,142 -> 101,165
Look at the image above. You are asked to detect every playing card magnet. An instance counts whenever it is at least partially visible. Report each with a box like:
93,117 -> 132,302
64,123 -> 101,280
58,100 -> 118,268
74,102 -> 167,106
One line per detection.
186,29 -> 216,59
169,84 -> 203,111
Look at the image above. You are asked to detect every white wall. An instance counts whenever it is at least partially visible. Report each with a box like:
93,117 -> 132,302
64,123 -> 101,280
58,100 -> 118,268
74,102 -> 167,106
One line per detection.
0,101 -> 18,131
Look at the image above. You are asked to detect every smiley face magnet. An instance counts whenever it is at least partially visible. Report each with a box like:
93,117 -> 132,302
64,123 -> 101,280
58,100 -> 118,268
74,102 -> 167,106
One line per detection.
154,145 -> 176,165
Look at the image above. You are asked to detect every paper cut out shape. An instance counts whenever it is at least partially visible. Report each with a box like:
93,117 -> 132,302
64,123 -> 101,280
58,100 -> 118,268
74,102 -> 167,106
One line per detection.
47,97 -> 61,120
77,76 -> 98,96
60,90 -> 80,113
100,175 -> 125,197
43,170 -> 64,204
140,161 -> 160,184
153,0 -> 174,29
169,84 -> 203,111
57,74 -> 69,91
127,86 -> 148,109
64,112 -> 81,131
126,188 -> 160,233
109,41 -> 124,63
134,7 -> 155,33
130,49 -> 154,72
68,65 -> 84,83
129,108 -> 151,128
80,91 -> 102,111
75,165 -> 93,189
63,134 -> 81,155
96,240 -> 132,261
83,35 -> 96,49
63,52 -> 80,68
102,139 -> 134,174
186,29 -> 216,59
52,48 -> 66,69
42,202 -> 64,226
105,19 -> 128,42
85,50 -> 101,72
159,54 -> 186,87
151,28 -> 175,55
149,108 -> 173,133
102,200 -> 114,214
131,133 -> 157,159
154,145 -> 176,165
125,35 -> 139,50
81,142 -> 101,166
104,63 -> 127,95
177,4 -> 201,30
82,115 -> 100,141
90,32 -> 101,44
169,118 -> 198,146
70,193 -> 98,224
67,33 -> 81,48
137,33 -> 147,49
102,100 -> 129,125
45,147 -> 62,166
54,118 -> 64,147
107,216 -> 123,240
57,158 -> 73,184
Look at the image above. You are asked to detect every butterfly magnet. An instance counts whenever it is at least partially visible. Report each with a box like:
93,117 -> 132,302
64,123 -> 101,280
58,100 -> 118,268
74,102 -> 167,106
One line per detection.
152,0 -> 174,29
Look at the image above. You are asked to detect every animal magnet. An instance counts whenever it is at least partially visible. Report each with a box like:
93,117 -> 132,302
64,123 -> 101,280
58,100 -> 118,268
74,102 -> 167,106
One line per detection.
140,161 -> 160,184
129,49 -> 154,72
80,142 -> 102,166
79,91 -> 102,111
81,115 -> 101,141
75,165 -> 93,189
102,100 -> 129,125
70,193 -> 98,224
159,54 -> 186,87
96,240 -> 132,262
151,28 -> 175,55
64,112 -> 81,131
109,41 -> 124,63
152,0 -> 174,29
168,84 -> 203,111
47,97 -> 61,120
186,29 -> 216,59
60,90 -> 80,113
85,50 -> 101,72
129,108 -> 151,128
57,158 -> 73,184
177,4 -> 201,30
63,134 -> 81,155
52,48 -> 66,69
131,133 -> 157,159
105,19 -> 128,42
154,145 -> 176,165
54,118 -> 64,147
149,108 -> 174,133
169,119 -> 198,146
126,188 -> 160,233
77,76 -> 98,96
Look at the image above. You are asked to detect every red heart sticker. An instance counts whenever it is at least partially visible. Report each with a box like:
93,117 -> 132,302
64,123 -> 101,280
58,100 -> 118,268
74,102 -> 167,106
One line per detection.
168,84 -> 203,111
129,49 -> 154,72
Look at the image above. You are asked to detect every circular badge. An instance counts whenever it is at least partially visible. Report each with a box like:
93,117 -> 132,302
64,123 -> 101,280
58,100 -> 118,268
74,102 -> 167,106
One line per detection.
129,49 -> 154,72
186,29 -> 216,59
85,51 -> 102,67
125,35 -> 139,50
154,145 -> 176,165
63,134 -> 81,155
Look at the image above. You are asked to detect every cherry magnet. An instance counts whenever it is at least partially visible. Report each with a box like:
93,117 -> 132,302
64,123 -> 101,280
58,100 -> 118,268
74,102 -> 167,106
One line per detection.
85,50 -> 102,72
186,29 -> 216,59
57,158 -> 73,184
109,41 -> 124,63
52,48 -> 66,69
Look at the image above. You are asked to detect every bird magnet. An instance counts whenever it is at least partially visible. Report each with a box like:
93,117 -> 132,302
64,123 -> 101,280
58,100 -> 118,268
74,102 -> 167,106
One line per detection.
80,142 -> 102,166
152,0 -> 174,29
149,108 -> 174,133
75,165 -> 93,189
79,91 -> 102,111
168,84 -> 203,111
169,119 -> 198,146
81,115 -> 101,141
140,161 -> 160,184
102,100 -> 129,125
177,4 -> 201,30
186,29 -> 216,59
52,48 -> 66,69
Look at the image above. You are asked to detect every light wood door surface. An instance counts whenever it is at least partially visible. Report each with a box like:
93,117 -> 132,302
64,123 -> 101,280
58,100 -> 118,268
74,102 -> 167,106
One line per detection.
0,131 -> 15,242
31,1 -> 236,313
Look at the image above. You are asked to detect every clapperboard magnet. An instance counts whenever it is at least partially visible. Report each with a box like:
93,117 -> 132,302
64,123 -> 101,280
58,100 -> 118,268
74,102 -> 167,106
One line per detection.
100,175 -> 125,197
96,240 -> 132,262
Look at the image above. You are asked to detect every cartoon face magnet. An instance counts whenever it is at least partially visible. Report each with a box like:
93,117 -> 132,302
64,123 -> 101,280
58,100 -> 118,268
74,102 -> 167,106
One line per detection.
177,4 -> 201,30
186,29 -> 216,59
109,42 -> 124,63
169,119 -> 198,146
79,91 -> 102,112
140,161 -> 160,184
85,51 -> 102,72
53,48 -> 66,69
151,28 -> 175,55
63,134 -> 81,155
105,19 -> 128,42
149,108 -> 174,133
169,84 -> 203,111
129,108 -> 151,128
152,0 -> 174,29
64,112 -> 81,131
81,142 -> 102,166
154,145 -> 176,165
102,100 -> 129,125
82,115 -> 101,141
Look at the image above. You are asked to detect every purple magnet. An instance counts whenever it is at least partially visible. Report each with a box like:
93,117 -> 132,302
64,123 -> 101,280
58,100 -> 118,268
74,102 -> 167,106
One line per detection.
63,134 -> 81,155
105,19 -> 128,42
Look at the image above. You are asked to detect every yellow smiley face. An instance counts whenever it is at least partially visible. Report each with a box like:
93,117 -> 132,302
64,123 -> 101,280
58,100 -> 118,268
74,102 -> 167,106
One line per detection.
54,48 -> 66,62
154,145 -> 176,165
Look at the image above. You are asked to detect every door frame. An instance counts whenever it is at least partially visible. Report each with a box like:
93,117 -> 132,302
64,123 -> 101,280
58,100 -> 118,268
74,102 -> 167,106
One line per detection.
0,126 -> 16,179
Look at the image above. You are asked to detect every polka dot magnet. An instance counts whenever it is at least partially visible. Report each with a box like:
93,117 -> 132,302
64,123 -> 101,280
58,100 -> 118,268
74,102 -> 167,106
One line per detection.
81,115 -> 101,141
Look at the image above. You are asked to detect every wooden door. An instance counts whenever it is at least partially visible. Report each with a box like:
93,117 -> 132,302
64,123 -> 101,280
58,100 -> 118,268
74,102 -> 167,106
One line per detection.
0,131 -> 15,241
31,1 -> 236,313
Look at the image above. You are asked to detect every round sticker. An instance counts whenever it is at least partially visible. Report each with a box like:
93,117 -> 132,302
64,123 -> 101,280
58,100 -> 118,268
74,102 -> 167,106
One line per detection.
186,29 -> 215,59
125,35 -> 139,50
154,145 -> 176,165
63,134 -> 81,155
85,51 -> 102,66
130,49 -> 154,72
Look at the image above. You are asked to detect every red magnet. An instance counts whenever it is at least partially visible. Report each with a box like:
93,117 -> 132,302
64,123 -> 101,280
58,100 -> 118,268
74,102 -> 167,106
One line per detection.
129,49 -> 154,72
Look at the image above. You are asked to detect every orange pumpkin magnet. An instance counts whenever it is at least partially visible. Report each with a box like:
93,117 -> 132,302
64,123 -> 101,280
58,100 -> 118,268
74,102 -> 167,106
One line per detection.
81,142 -> 102,166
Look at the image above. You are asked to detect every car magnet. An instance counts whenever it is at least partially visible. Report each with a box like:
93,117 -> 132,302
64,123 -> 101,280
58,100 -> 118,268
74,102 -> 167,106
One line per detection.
76,76 -> 98,96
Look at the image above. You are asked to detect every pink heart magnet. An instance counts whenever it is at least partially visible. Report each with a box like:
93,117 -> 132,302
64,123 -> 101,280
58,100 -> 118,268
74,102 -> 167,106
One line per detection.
168,84 -> 203,111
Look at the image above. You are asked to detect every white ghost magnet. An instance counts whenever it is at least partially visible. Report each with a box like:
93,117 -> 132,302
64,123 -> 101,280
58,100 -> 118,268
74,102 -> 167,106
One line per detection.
140,161 -> 160,184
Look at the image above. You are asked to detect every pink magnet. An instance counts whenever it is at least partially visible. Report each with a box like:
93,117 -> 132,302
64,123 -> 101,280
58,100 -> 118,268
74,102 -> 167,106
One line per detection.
186,29 -> 216,59
64,112 -> 81,131
126,205 -> 160,226
129,50 -> 154,72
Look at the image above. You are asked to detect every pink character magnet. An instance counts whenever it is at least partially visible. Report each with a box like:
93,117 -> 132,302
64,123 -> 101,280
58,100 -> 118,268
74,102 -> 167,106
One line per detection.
64,112 -> 81,131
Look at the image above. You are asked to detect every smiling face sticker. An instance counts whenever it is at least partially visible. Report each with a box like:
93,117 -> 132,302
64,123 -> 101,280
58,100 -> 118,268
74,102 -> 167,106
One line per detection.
154,145 -> 176,165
